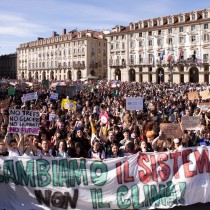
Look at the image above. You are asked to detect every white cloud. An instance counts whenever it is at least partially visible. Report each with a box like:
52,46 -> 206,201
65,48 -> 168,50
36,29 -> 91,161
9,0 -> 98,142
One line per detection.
0,13 -> 48,37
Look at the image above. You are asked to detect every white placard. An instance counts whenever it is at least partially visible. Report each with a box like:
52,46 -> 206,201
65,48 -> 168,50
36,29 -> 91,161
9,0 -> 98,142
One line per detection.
126,97 -> 143,110
50,92 -> 58,100
8,109 -> 40,135
22,92 -> 38,102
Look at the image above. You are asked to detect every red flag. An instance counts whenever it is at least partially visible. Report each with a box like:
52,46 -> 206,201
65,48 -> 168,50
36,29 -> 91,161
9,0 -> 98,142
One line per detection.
167,53 -> 171,62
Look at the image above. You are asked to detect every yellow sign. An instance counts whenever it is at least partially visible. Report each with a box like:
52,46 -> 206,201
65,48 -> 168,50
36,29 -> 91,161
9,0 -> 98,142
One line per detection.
61,99 -> 76,110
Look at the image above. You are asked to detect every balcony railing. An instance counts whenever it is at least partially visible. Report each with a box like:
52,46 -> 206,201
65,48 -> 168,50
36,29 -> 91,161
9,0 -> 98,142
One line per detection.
109,59 -> 126,67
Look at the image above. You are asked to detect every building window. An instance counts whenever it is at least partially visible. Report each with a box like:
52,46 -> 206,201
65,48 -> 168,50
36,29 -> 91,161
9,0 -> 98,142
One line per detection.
139,55 -> 143,63
148,21 -> 152,27
139,32 -> 142,37
191,25 -> 196,31
148,31 -> 152,36
148,40 -> 153,46
203,54 -> 209,62
192,14 -> 196,20
168,38 -> 173,44
130,34 -> 133,38
158,30 -> 161,35
191,35 -> 196,42
130,55 -> 134,64
149,54 -> 153,63
179,26 -> 184,32
157,39 -> 162,46
204,23 -> 208,29
180,16 -> 184,22
204,34 -> 210,41
179,36 -> 185,44
204,11 -> 208,19
139,41 -> 143,46
130,42 -> 135,48
121,35 -> 124,39
168,28 -> 172,34
168,17 -> 173,24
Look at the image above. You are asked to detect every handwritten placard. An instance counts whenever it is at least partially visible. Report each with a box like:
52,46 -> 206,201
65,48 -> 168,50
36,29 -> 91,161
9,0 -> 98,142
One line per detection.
181,116 -> 201,130
160,123 -> 183,139
200,90 -> 210,100
188,91 -> 199,100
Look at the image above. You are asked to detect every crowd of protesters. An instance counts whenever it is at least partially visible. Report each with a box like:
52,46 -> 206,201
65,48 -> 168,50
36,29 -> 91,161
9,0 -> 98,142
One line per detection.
0,79 -> 209,160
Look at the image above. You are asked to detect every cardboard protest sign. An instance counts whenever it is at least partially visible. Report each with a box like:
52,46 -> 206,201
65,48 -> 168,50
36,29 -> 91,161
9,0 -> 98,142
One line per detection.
160,123 -> 183,139
49,92 -> 58,100
200,90 -> 210,100
126,97 -> 143,110
8,109 -> 40,135
61,99 -> 77,110
8,87 -> 15,96
0,98 -> 10,109
22,92 -> 38,103
181,116 -> 201,130
187,91 -> 199,100
199,102 -> 210,111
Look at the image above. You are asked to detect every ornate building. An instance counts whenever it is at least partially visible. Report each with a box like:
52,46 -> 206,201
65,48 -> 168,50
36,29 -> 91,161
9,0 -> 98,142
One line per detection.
0,53 -> 17,79
106,8 -> 210,83
17,29 -> 107,81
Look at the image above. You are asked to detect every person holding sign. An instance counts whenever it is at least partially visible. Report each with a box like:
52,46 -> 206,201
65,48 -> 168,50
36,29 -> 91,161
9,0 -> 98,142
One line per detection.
4,133 -> 23,157
0,141 -> 8,156
36,139 -> 52,157
20,135 -> 37,157
169,138 -> 184,152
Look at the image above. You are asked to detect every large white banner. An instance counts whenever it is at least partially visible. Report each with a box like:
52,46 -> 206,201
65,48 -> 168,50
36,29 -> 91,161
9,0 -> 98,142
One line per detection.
8,109 -> 40,135
0,147 -> 210,210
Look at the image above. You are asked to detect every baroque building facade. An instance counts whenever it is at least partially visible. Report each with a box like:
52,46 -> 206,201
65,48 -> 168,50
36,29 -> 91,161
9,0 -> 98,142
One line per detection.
106,8 -> 210,83
17,29 -> 107,81
0,53 -> 17,79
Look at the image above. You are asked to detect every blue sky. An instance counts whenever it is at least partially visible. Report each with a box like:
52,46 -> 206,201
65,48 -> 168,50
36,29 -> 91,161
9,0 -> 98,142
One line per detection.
0,0 -> 209,55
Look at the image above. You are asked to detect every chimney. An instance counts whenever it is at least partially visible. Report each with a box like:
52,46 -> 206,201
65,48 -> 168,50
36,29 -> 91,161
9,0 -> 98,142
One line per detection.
63,28 -> 66,35
52,31 -> 57,37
